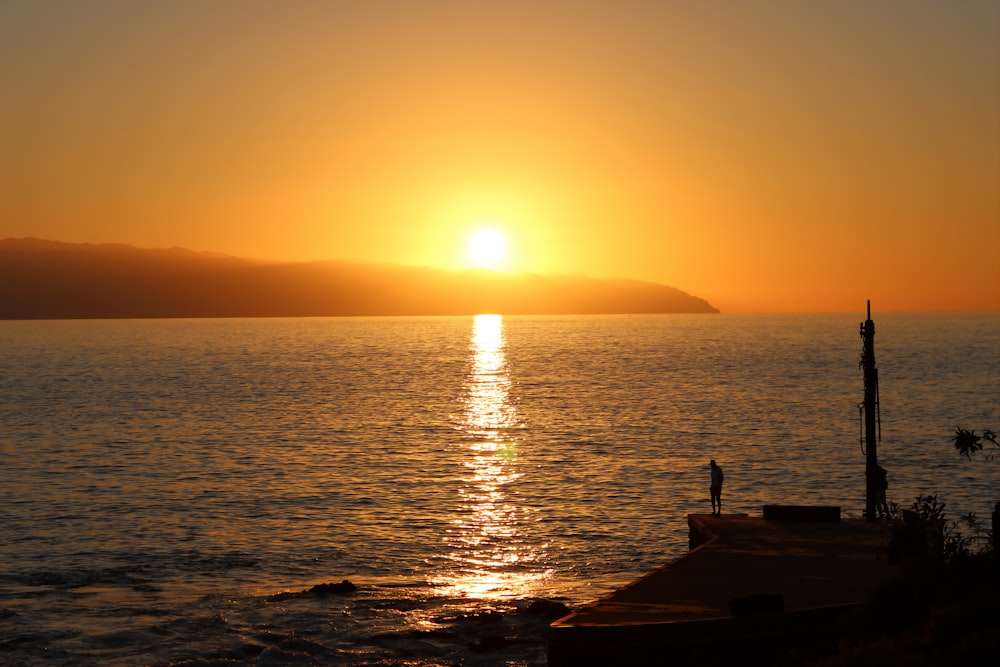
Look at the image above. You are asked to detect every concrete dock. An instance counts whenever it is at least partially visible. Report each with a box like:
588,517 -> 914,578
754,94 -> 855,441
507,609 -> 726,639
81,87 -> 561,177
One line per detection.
549,507 -> 897,666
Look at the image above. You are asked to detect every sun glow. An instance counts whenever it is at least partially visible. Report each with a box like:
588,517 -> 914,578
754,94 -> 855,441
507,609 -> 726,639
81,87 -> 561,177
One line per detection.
466,228 -> 508,270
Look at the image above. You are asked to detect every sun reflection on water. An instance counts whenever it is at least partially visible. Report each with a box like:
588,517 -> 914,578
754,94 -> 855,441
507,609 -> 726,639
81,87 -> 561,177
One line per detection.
438,314 -> 548,600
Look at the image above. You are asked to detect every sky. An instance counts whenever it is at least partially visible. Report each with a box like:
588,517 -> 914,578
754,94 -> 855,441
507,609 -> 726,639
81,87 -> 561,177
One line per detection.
2,0 -> 998,313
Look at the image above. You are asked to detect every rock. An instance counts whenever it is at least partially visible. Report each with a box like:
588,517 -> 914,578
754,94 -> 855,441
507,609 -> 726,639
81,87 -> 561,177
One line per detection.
468,634 -> 510,652
308,580 -> 357,595
523,599 -> 571,619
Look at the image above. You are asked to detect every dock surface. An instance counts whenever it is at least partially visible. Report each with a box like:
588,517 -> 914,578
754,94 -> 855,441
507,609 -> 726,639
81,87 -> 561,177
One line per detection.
549,512 -> 897,666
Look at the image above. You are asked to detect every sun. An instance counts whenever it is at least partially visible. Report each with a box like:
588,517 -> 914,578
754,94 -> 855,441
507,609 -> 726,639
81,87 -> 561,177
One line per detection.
466,228 -> 508,270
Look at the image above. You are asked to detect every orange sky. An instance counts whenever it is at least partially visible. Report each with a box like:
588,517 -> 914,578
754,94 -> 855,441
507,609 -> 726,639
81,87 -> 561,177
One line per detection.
2,1 -> 998,313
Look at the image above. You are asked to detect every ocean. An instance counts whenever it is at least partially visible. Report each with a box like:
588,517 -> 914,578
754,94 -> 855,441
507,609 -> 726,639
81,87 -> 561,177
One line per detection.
1,312 -> 997,665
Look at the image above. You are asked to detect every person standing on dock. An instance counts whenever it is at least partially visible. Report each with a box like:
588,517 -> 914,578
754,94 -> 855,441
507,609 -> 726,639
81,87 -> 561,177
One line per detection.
709,459 -> 724,516
875,465 -> 889,518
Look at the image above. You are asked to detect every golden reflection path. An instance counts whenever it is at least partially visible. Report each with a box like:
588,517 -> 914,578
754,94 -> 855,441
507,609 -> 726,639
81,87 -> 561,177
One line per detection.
439,314 -> 548,600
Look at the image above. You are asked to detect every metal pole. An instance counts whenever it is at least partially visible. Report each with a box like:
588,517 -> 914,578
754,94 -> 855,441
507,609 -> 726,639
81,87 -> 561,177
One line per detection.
860,300 -> 879,521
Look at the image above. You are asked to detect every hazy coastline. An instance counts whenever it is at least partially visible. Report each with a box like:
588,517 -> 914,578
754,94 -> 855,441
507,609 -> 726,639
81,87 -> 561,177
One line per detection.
0,238 -> 719,319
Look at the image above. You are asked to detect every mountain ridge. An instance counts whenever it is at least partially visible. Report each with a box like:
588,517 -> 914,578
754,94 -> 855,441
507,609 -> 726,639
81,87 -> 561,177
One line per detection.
0,238 -> 719,318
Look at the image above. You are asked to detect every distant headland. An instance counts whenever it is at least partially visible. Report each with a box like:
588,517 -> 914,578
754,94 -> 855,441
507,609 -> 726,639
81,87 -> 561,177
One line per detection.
0,238 -> 719,319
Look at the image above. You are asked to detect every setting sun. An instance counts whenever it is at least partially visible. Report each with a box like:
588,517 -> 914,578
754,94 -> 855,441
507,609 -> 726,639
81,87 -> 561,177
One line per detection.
466,228 -> 508,270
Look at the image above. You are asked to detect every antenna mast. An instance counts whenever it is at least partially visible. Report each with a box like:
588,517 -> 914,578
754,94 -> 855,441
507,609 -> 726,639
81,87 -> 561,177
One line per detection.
860,300 -> 880,521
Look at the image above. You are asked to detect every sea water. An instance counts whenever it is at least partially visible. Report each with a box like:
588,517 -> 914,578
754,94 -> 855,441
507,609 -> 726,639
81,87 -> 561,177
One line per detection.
1,313 -> 997,665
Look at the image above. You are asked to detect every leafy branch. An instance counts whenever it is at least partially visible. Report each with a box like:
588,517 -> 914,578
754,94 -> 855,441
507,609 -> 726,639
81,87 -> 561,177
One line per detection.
951,427 -> 998,460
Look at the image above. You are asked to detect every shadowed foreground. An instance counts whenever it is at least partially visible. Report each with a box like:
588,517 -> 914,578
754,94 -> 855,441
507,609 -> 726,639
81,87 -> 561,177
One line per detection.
550,509 -> 897,666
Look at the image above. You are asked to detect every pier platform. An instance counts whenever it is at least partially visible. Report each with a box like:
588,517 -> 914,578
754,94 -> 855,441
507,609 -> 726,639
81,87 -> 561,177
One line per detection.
549,508 -> 897,666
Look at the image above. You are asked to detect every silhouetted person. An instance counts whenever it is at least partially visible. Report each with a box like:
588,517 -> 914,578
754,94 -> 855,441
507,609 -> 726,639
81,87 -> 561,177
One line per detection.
993,501 -> 999,555
710,459 -> 724,516
875,465 -> 889,518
